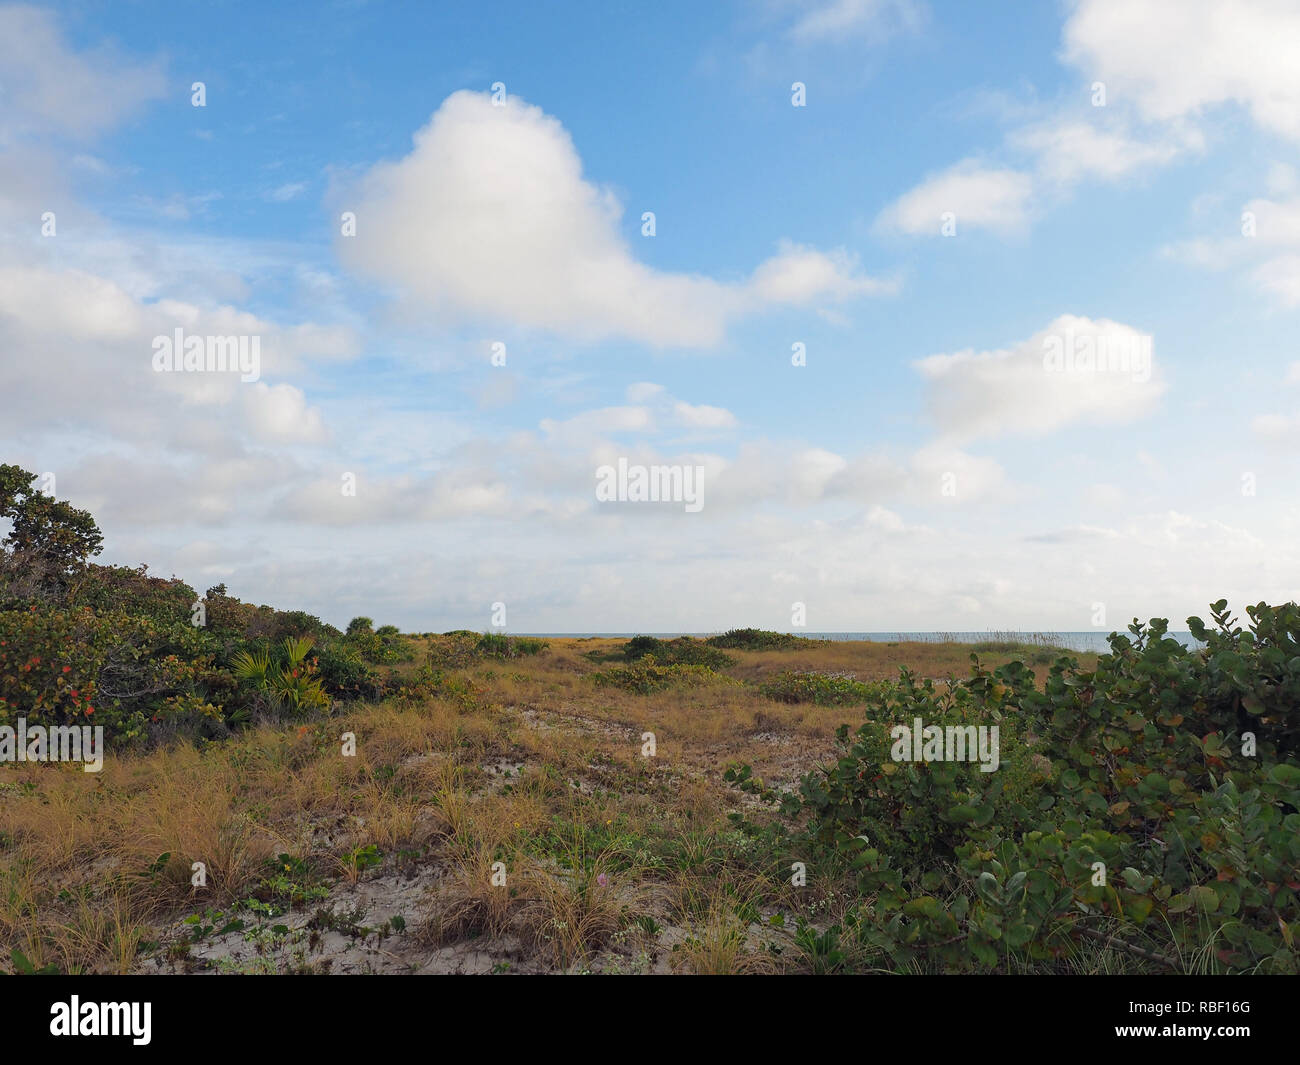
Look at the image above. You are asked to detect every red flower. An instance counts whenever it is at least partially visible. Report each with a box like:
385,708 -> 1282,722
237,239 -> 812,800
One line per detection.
84,706 -> 94,715
62,665 -> 71,673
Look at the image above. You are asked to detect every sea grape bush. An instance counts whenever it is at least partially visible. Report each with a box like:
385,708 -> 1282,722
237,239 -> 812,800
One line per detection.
0,605 -> 223,741
729,601 -> 1300,974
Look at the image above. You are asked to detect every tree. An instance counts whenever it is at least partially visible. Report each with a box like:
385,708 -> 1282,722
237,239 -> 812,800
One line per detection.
0,464 -> 103,573
346,616 -> 374,636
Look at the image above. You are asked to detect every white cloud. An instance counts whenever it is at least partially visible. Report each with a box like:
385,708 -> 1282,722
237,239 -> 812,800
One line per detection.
267,182 -> 306,202
242,382 -> 329,444
539,406 -> 654,442
786,0 -> 927,43
876,161 -> 1033,235
339,91 -> 890,346
748,240 -> 895,301
1063,0 -> 1300,142
1252,254 -> 1300,307
0,4 -> 166,141
908,443 -> 1014,503
673,401 -> 738,429
913,314 -> 1164,442
0,265 -> 355,442
625,382 -> 665,403
1166,193 -> 1300,306
1242,196 -> 1300,246
1010,118 -> 1199,185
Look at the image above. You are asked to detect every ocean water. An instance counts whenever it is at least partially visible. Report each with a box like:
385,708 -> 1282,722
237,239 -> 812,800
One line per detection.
520,631 -> 1205,654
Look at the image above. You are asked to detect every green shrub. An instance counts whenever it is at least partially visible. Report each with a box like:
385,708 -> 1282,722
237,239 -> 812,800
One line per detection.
623,635 -> 665,659
343,625 -> 414,665
426,631 -> 481,669
758,670 -> 889,706
314,643 -> 384,701
231,636 -> 328,714
476,632 -> 548,659
592,656 -> 725,694
392,665 -> 486,712
622,636 -> 733,669
0,604 -> 224,741
728,600 -> 1300,974
706,628 -> 807,651
68,563 -> 196,625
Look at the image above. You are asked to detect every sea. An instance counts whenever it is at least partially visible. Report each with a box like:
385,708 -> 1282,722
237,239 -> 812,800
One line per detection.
518,632 -> 1205,654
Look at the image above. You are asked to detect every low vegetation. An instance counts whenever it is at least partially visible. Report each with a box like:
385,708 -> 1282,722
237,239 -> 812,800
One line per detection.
1,465 -> 1295,974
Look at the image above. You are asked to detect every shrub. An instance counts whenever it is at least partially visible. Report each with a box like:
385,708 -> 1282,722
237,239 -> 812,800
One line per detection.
426,631 -> 482,669
706,628 -> 806,651
476,632 -> 548,659
0,605 -> 224,741
231,636 -> 328,714
592,656 -> 725,695
344,624 -> 414,665
313,643 -> 384,701
346,617 -> 374,636
623,635 -> 665,660
758,670 -> 889,706
622,636 -> 733,669
729,600 -> 1300,974
392,665 -> 486,712
68,563 -> 195,625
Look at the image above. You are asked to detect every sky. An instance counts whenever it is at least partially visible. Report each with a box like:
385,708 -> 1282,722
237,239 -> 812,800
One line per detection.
1,0 -> 1299,634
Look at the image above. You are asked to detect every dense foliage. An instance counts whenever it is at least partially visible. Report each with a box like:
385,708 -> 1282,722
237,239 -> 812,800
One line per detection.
729,601 -> 1300,973
622,635 -> 734,668
706,628 -> 810,651
0,465 -> 410,744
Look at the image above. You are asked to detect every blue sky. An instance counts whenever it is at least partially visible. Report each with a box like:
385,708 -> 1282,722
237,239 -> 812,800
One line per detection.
2,0 -> 1299,633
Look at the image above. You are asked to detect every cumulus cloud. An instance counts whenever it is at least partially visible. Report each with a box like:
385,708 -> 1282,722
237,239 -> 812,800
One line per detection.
0,265 -> 354,446
913,314 -> 1165,442
243,383 -> 329,444
338,91 -> 890,346
1063,0 -> 1300,142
